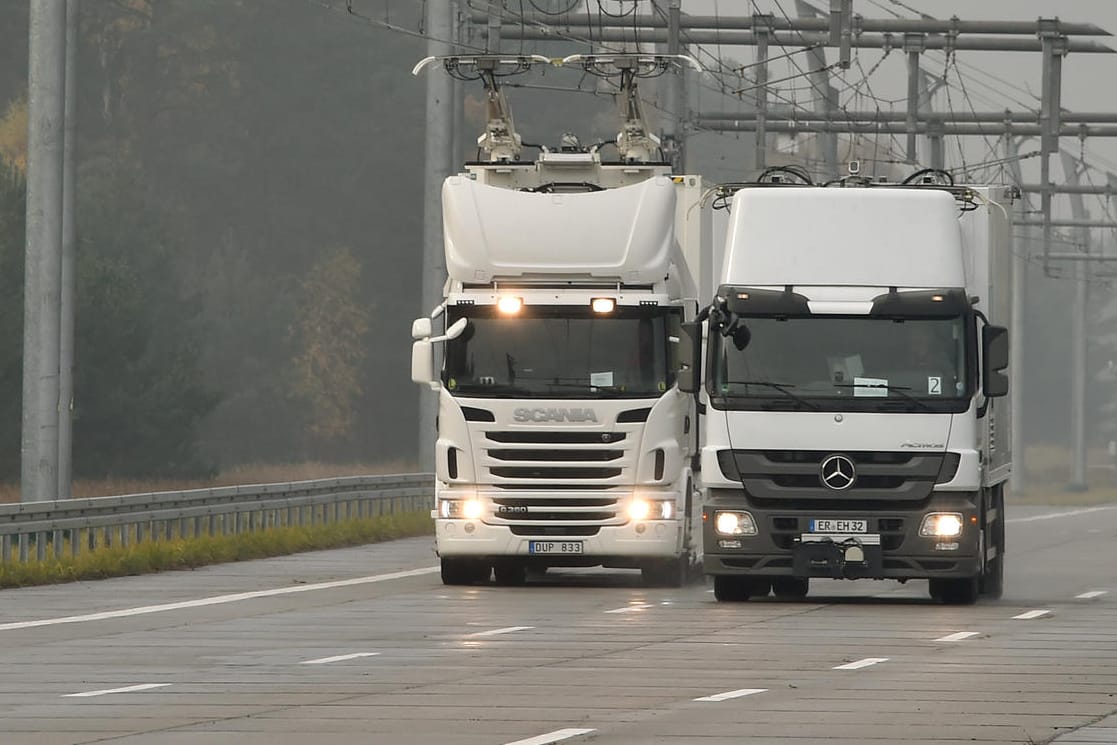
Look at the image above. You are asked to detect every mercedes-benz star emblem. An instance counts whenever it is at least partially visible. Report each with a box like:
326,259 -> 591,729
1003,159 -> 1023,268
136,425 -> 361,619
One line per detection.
820,454 -> 856,491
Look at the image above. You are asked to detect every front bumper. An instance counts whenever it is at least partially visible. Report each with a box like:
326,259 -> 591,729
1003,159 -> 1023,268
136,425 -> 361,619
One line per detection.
435,519 -> 684,567
703,491 -> 981,580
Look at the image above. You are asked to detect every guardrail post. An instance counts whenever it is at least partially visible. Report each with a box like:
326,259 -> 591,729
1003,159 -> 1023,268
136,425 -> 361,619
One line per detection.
208,514 -> 216,536
121,524 -> 130,547
1,534 -> 11,564
164,519 -> 173,541
53,529 -> 62,558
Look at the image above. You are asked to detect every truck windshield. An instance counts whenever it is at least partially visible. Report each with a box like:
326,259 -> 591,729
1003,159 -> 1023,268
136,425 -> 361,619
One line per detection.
709,316 -> 971,411
443,305 -> 679,399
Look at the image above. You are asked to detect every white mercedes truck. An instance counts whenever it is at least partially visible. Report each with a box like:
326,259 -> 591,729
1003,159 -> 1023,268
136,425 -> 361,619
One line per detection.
411,54 -> 710,587
684,176 -> 1013,604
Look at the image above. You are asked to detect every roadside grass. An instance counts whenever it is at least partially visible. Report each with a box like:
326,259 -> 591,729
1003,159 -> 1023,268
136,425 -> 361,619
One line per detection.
0,511 -> 433,589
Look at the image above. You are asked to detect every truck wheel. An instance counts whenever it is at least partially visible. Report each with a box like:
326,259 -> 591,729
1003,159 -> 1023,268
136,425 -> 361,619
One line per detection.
930,576 -> 979,605
441,558 -> 481,586
771,577 -> 810,599
713,576 -> 770,602
980,488 -> 1006,600
493,561 -> 527,586
641,556 -> 689,588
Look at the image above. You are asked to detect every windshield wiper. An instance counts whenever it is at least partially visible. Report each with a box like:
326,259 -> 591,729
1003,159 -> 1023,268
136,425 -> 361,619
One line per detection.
833,383 -> 935,412
724,380 -> 820,411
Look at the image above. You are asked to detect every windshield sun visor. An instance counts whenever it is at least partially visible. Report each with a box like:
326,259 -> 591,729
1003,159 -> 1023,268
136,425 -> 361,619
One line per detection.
717,286 -> 811,317
869,289 -> 970,319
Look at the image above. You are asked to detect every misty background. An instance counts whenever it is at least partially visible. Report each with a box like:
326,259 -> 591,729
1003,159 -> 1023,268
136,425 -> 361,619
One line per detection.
0,0 -> 1114,489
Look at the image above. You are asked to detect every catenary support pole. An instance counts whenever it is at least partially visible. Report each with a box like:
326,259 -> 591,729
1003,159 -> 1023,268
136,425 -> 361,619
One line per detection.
1006,136 -> 1028,495
419,0 -> 455,473
796,1 -> 838,176
904,34 -> 924,164
22,0 -> 67,502
1039,21 -> 1066,272
1061,150 -> 1090,491
58,0 -> 78,500
754,16 -> 770,172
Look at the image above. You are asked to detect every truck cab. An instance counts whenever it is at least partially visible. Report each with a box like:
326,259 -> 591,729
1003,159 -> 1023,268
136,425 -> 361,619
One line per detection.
687,182 -> 1012,604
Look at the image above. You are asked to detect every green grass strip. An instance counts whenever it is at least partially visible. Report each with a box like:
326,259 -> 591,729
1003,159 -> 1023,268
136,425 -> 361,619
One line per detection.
0,511 -> 433,589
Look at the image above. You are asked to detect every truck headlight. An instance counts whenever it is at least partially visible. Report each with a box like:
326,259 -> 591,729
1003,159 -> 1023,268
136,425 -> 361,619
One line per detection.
919,512 -> 964,538
714,510 -> 757,536
627,498 -> 675,521
439,498 -> 484,519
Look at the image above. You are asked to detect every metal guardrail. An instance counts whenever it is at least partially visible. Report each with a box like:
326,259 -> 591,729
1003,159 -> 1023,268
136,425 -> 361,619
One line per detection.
0,474 -> 435,565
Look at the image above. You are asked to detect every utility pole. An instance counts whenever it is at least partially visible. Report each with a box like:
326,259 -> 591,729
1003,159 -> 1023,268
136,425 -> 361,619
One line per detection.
657,0 -> 685,171
58,0 -> 79,500
795,1 -> 838,176
1006,136 -> 1028,495
1038,20 -> 1067,273
22,0 -> 67,503
754,15 -> 770,172
1061,149 -> 1090,491
419,0 -> 455,473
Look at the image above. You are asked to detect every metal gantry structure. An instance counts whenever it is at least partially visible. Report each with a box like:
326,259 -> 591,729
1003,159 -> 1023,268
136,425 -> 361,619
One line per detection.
418,1 -> 1117,493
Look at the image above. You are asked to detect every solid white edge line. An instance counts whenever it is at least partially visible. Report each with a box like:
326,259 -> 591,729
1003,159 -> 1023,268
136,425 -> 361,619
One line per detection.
300,652 -> 381,665
470,626 -> 534,637
502,728 -> 596,745
65,683 -> 171,698
833,657 -> 889,670
0,566 -> 440,632
1013,609 -> 1053,620
1076,591 -> 1107,599
935,631 -> 981,642
694,688 -> 767,702
1008,505 -> 1117,524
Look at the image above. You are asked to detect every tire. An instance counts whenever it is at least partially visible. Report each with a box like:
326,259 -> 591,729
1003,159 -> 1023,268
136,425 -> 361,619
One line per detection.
980,487 -> 1006,600
493,560 -> 527,586
713,575 -> 770,602
930,576 -> 980,605
771,577 -> 810,599
642,556 -> 689,588
441,557 -> 479,586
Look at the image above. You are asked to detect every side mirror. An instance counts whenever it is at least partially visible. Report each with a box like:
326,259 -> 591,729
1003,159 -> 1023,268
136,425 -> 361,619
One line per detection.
982,325 -> 1009,398
678,321 -> 702,394
411,339 -> 435,386
444,317 -> 468,340
412,318 -> 432,340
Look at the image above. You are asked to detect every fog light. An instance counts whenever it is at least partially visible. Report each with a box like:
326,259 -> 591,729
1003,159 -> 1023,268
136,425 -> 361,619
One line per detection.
920,512 -> 964,538
714,510 -> 757,536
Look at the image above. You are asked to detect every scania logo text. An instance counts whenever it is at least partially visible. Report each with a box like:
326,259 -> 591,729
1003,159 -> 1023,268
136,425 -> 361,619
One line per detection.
820,454 -> 856,491
513,407 -> 599,423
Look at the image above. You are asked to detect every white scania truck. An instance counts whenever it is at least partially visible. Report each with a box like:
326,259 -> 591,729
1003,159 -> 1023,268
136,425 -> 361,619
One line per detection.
684,178 -> 1013,604
411,55 -> 711,587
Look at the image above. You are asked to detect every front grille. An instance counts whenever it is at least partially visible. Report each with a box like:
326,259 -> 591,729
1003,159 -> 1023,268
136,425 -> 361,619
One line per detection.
478,423 -> 640,528
488,448 -> 623,462
720,449 -> 944,503
486,431 -> 625,444
490,466 -> 622,480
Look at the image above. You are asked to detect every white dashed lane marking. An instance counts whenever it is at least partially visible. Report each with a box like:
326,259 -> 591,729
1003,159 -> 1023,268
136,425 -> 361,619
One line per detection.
833,657 -> 889,670
469,626 -> 534,637
1013,609 -> 1053,620
1076,591 -> 1108,600
64,683 -> 170,698
935,631 -> 981,642
694,688 -> 768,702
503,728 -> 596,745
300,652 -> 381,665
